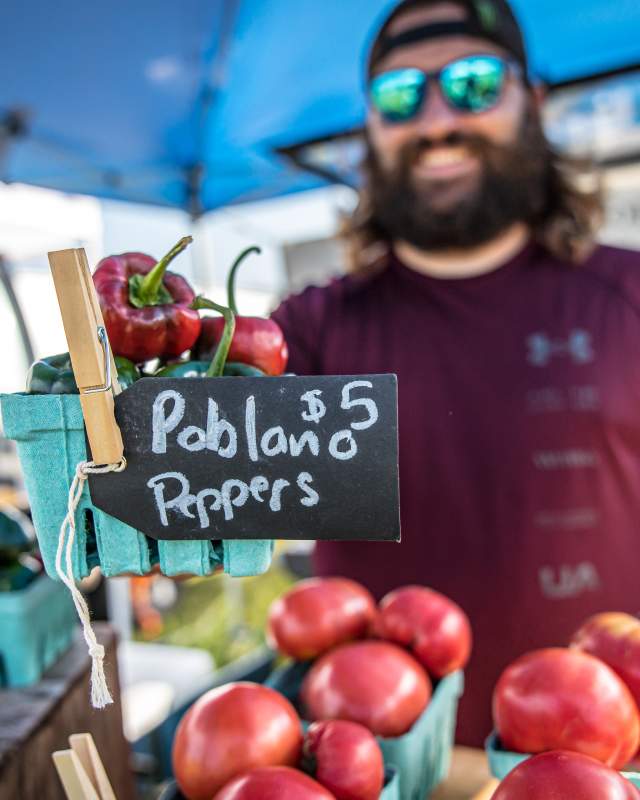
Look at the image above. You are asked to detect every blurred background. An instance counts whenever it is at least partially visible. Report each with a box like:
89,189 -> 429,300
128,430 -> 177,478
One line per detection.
1,0 -> 640,791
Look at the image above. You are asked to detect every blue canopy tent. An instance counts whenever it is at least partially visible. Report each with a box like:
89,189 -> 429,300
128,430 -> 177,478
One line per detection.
1,0 -> 640,214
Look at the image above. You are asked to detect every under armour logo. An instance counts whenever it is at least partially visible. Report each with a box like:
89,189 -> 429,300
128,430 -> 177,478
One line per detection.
526,330 -> 594,367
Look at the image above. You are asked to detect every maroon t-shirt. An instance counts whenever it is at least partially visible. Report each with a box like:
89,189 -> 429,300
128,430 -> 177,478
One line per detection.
271,241 -> 640,746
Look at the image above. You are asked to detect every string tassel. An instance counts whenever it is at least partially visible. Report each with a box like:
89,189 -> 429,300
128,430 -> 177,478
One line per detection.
55,459 -> 126,708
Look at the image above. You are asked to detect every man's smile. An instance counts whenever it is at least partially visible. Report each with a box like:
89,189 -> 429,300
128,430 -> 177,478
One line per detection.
412,145 -> 480,181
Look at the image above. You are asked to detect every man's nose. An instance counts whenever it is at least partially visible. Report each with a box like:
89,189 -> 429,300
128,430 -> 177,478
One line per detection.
413,84 -> 462,140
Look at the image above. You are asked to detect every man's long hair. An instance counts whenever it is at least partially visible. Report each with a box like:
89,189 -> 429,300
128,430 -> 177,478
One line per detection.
342,119 -> 603,275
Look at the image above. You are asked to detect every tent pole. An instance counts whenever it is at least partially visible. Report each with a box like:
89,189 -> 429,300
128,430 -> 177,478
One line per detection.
0,254 -> 35,368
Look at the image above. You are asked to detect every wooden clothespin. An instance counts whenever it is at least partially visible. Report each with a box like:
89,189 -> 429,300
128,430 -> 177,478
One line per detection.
49,248 -> 124,465
52,733 -> 117,800
52,750 -> 100,800
69,734 -> 117,800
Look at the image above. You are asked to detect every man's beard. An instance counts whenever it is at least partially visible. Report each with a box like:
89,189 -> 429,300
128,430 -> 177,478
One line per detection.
366,108 -> 552,251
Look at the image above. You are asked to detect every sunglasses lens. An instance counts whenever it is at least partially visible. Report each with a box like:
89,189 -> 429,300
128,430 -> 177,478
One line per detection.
370,68 -> 426,122
441,55 -> 506,112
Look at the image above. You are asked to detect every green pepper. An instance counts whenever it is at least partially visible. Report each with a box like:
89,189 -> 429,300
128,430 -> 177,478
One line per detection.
0,507 -> 40,591
26,353 -> 141,394
155,361 -> 266,378
114,357 -> 142,389
0,507 -> 32,563
0,561 -> 39,591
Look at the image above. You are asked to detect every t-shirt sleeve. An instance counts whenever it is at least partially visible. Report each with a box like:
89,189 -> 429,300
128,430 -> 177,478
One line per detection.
271,285 -> 328,375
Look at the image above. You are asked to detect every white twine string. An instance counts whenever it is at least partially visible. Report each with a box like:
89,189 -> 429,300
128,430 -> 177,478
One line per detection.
55,458 -> 126,708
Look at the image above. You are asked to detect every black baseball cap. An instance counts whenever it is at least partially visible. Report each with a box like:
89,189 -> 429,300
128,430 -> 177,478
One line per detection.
366,0 -> 529,77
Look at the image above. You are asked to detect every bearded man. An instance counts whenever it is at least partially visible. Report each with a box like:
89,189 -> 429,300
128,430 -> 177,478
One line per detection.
272,0 -> 640,746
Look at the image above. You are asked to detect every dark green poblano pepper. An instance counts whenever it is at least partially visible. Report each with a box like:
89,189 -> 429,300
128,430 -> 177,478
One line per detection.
26,353 -> 140,394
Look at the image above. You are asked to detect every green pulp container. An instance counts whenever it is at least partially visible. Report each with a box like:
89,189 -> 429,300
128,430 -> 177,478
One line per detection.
158,768 -> 401,800
0,392 -> 274,580
486,732 -> 640,788
266,661 -> 464,800
0,573 -> 77,686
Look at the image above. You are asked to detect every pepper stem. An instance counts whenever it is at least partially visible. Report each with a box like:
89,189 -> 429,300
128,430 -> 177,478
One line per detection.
191,297 -> 236,377
226,246 -> 261,315
132,236 -> 193,308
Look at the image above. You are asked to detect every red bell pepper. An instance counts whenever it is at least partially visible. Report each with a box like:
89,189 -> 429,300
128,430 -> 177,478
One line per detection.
93,236 -> 201,364
192,247 -> 289,375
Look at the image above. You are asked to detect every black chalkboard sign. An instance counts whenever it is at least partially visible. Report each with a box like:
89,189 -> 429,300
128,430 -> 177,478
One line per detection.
89,374 -> 399,542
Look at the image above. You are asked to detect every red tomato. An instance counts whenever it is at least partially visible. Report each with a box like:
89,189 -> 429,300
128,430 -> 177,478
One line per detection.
374,585 -> 472,677
213,766 -> 335,800
491,751 -> 640,799
493,648 -> 640,769
300,641 -> 431,737
571,613 -> 640,710
172,682 -> 303,800
304,720 -> 384,800
267,578 -> 377,660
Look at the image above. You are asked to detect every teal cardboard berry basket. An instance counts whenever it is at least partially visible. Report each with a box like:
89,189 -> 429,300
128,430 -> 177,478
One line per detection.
0,572 -> 77,686
157,767 -> 401,800
485,732 -> 640,788
140,650 -> 401,799
0,393 -> 274,580
266,661 -> 464,800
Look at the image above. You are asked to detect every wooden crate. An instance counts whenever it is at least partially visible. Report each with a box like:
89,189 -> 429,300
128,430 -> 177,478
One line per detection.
0,623 -> 135,800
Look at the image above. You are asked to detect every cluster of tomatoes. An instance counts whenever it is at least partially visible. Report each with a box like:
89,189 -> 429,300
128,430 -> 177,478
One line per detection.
491,612 -> 640,799
171,577 -> 471,800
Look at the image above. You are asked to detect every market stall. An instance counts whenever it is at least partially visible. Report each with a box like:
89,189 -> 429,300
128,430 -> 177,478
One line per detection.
3,239 -> 640,797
